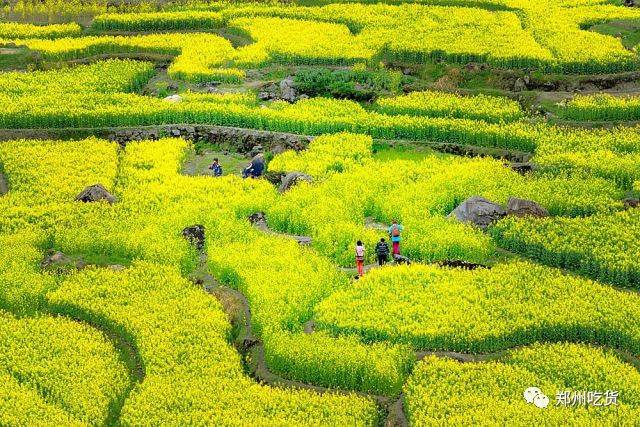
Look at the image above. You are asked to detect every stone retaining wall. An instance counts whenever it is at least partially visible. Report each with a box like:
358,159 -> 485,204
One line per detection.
110,125 -> 315,154
0,125 -> 532,163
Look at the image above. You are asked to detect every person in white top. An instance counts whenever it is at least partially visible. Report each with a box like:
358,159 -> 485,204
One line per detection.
355,240 -> 365,277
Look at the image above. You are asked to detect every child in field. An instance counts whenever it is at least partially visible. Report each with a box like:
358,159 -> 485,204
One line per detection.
209,158 -> 223,177
388,220 -> 404,255
375,238 -> 390,266
355,240 -> 365,277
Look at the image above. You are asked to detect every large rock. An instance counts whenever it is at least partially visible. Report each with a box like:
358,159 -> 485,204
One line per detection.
75,184 -> 116,204
0,171 -> 8,195
41,251 -> 85,272
513,77 -> 528,92
258,90 -> 276,101
263,171 -> 287,186
279,76 -> 297,103
182,225 -> 206,251
506,197 -> 549,218
278,172 -> 313,193
447,196 -> 506,229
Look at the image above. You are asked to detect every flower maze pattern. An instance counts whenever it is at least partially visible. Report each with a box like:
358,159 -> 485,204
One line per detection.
1,136 -> 639,424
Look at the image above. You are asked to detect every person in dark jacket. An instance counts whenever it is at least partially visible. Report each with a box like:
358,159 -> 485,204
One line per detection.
243,153 -> 265,179
375,238 -> 390,266
209,158 -> 223,177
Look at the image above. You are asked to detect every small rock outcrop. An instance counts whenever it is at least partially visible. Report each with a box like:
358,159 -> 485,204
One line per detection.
75,184 -> 116,204
448,196 -> 506,229
510,162 -> 534,175
623,198 -> 640,209
263,171 -> 287,186
294,235 -> 312,246
182,225 -> 206,251
163,94 -> 182,103
393,254 -> 412,265
258,77 -> 305,103
250,145 -> 264,157
0,171 -> 8,195
248,212 -> 268,229
439,259 -> 486,270
279,76 -> 297,103
506,197 -> 549,218
278,172 -> 313,193
41,251 -> 85,272
513,77 -> 528,92
624,0 -> 637,7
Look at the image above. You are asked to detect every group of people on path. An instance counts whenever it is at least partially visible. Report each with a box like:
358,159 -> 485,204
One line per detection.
208,153 -> 265,179
355,220 -> 404,277
210,154 -> 400,280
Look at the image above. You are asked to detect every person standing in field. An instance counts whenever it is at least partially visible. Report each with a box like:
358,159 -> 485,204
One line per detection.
375,238 -> 390,266
355,240 -> 365,278
388,220 -> 404,255
209,158 -> 223,177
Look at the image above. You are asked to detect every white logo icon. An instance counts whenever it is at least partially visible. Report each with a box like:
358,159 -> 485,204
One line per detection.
524,387 -> 549,408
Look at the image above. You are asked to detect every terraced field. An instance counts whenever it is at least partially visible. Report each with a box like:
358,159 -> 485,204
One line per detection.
2,0 -> 640,425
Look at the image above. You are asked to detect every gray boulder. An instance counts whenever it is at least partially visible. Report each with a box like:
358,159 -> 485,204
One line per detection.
278,172 -> 313,193
258,91 -> 275,101
257,81 -> 279,101
506,197 -> 549,218
263,171 -> 287,186
271,144 -> 286,155
0,171 -> 8,195
41,251 -> 85,272
279,76 -> 297,103
513,77 -> 528,92
75,184 -> 116,204
250,145 -> 264,157
448,196 -> 506,229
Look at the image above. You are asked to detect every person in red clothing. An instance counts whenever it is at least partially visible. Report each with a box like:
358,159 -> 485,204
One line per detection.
388,220 -> 404,255
355,240 -> 365,278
